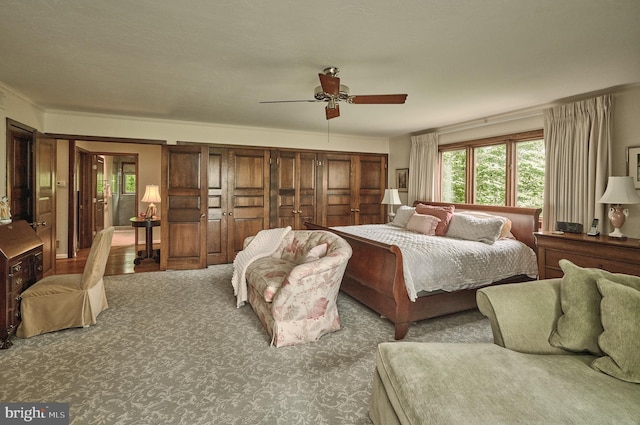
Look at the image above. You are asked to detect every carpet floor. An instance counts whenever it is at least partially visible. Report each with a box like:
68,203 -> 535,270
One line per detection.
0,265 -> 492,425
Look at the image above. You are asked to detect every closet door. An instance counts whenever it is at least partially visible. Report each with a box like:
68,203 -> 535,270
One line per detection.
318,153 -> 387,226
319,153 -> 355,227
206,147 -> 229,265
355,155 -> 387,225
272,150 -> 317,229
227,148 -> 270,260
161,145 -> 207,270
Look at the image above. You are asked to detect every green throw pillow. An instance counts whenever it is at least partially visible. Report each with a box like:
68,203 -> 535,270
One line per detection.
591,278 -> 640,383
549,260 -> 640,355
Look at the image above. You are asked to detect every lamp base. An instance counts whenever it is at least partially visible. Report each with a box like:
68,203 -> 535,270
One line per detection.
608,228 -> 627,239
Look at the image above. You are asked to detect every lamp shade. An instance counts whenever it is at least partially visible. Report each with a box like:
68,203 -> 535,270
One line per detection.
141,185 -> 161,203
381,188 -> 402,205
598,177 -> 640,205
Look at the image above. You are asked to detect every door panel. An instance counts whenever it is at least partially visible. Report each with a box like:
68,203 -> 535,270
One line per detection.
356,155 -> 386,225
228,148 -> 269,259
320,154 -> 354,227
161,145 -> 207,270
206,147 -> 228,265
35,133 -> 56,277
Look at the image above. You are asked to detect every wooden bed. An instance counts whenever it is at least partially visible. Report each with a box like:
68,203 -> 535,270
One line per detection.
305,201 -> 541,339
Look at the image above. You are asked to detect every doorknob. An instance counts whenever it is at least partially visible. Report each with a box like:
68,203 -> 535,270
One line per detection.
30,221 -> 47,228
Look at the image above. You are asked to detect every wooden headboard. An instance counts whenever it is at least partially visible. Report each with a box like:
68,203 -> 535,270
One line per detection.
414,201 -> 542,251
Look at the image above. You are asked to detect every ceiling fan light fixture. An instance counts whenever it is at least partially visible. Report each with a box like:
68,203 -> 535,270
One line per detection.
314,85 -> 350,101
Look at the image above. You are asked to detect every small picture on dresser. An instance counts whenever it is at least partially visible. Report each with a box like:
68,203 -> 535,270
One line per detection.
628,146 -> 640,189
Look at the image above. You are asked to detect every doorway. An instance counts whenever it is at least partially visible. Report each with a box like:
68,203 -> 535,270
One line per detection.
76,151 -> 139,252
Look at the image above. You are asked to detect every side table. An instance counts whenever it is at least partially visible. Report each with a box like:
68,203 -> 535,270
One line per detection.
130,217 -> 161,264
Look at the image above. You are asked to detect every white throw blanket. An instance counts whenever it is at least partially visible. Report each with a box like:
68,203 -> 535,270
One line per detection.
231,226 -> 291,307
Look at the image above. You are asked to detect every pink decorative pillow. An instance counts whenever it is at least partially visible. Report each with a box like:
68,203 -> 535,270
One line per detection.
304,243 -> 328,263
415,204 -> 455,236
405,213 -> 441,235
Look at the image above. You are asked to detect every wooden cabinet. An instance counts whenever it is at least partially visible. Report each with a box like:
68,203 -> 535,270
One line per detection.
271,150 -> 317,230
535,231 -> 640,279
164,143 -> 387,268
317,153 -> 386,227
0,221 -> 44,349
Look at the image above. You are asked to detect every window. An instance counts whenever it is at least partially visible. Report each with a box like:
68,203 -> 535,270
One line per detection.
439,130 -> 544,208
121,162 -> 136,194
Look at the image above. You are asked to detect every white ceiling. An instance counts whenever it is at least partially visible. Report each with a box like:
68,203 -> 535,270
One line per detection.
1,0 -> 639,138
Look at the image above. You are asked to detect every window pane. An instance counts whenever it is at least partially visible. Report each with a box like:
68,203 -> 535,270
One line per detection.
475,144 -> 506,205
124,175 -> 136,193
516,139 -> 545,208
441,150 -> 466,203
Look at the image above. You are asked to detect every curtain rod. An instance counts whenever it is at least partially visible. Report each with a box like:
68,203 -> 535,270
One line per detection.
433,111 -> 543,136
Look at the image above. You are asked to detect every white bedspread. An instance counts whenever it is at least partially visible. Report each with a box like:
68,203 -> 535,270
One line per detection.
332,224 -> 538,301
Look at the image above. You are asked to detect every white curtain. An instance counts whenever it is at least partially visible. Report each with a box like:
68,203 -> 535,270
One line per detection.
408,132 -> 438,205
542,95 -> 612,231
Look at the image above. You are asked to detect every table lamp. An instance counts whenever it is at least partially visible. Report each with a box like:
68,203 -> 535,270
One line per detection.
597,176 -> 640,238
141,184 -> 161,219
381,188 -> 402,222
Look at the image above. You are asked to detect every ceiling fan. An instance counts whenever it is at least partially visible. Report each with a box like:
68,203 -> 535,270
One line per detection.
260,66 -> 408,120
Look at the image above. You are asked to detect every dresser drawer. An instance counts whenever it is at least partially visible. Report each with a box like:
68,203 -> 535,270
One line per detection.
536,232 -> 640,279
544,250 -> 640,275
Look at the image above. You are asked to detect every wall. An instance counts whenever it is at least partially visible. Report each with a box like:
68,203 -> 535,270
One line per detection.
44,110 -> 389,153
388,84 -> 640,238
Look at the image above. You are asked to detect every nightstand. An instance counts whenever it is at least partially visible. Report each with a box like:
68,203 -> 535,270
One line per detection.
534,232 -> 640,279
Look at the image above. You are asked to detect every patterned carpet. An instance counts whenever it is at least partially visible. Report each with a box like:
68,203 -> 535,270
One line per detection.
0,265 -> 493,425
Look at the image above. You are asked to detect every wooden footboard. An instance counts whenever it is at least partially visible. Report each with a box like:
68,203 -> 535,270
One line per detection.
305,202 -> 541,339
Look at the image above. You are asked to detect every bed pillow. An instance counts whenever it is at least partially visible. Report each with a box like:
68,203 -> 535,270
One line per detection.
414,204 -> 455,236
390,205 -> 415,227
444,213 -> 504,244
456,211 -> 513,239
549,260 -> 640,355
591,278 -> 640,383
405,213 -> 440,235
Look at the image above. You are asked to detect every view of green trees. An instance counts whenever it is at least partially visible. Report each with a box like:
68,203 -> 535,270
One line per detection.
441,139 -> 545,208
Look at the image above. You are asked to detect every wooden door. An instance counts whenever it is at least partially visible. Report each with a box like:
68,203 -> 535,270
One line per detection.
227,148 -> 270,260
355,155 -> 387,225
272,150 -> 317,230
7,121 -> 34,223
319,153 -> 354,227
206,147 -> 229,265
77,149 -> 93,250
34,133 -> 57,277
161,145 -> 207,270
93,155 -> 105,233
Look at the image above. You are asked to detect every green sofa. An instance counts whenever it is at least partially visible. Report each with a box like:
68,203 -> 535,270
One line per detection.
369,264 -> 640,425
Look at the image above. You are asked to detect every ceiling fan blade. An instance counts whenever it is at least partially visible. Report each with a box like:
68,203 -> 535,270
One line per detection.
325,104 -> 340,120
259,100 -> 318,103
349,94 -> 408,104
319,73 -> 340,96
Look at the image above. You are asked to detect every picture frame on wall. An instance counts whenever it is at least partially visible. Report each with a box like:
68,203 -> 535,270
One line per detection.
396,168 -> 409,192
627,145 -> 640,189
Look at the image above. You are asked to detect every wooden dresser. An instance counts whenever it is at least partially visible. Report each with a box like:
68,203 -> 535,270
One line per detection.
0,221 -> 44,348
535,231 -> 640,279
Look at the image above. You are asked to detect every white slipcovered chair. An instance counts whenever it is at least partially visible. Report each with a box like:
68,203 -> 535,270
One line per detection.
17,226 -> 114,338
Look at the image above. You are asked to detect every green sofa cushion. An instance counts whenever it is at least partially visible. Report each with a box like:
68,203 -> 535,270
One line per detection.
373,342 -> 640,425
549,260 -> 640,355
591,278 -> 640,383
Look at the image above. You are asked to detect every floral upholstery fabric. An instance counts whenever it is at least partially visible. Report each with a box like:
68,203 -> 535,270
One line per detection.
244,230 -> 352,347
